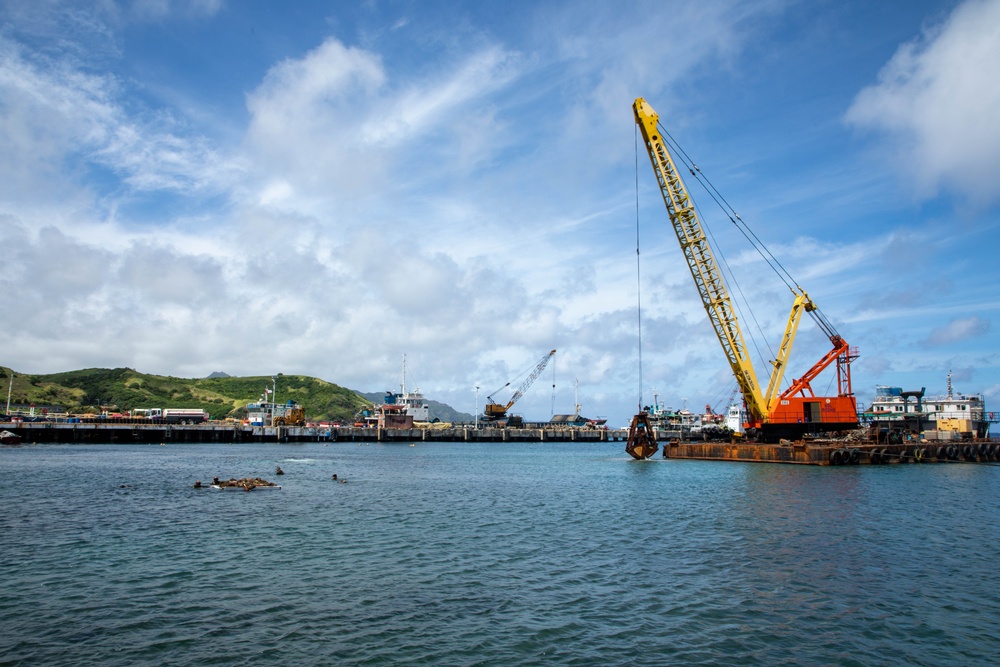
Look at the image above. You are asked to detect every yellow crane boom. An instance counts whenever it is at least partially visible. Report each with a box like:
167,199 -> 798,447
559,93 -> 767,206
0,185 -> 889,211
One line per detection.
633,98 -> 768,422
633,97 -> 858,439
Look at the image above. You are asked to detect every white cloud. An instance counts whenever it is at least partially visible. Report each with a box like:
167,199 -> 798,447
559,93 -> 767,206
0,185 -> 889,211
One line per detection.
242,37 -> 524,217
0,42 -> 114,203
846,0 -> 1000,206
0,39 -> 234,206
924,316 -> 990,346
361,45 -> 521,145
243,38 -> 387,197
129,0 -> 224,21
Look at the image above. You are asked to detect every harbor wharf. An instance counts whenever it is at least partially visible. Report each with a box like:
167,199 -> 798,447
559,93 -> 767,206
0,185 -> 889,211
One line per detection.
2,421 -> 625,445
5,422 -> 998,465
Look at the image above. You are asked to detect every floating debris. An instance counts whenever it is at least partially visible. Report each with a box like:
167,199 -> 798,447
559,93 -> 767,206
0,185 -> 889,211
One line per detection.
210,476 -> 280,491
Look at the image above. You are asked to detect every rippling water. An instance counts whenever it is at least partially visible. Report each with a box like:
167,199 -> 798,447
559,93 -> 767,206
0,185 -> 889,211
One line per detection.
1,441 -> 998,666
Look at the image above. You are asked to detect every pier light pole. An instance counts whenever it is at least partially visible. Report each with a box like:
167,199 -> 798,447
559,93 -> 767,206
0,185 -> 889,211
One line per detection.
6,370 -> 12,416
475,385 -> 480,429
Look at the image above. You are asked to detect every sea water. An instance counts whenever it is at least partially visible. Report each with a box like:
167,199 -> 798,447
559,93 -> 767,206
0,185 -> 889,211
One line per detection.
1,441 -> 998,666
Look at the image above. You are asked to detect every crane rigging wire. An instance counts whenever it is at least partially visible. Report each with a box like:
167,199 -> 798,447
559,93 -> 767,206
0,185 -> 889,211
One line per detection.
634,123 -> 645,412
655,123 -> 780,370
657,124 -> 800,294
634,115 -> 825,412
657,122 -> 846,346
653,121 -> 856,390
689,181 -> 778,369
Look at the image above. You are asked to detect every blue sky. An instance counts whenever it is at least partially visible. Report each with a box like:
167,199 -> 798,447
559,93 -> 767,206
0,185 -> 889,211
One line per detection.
1,0 -> 998,426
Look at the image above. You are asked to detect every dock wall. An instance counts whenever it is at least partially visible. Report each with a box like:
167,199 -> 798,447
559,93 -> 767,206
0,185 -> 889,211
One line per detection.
5,423 -> 998,466
3,422 -> 626,445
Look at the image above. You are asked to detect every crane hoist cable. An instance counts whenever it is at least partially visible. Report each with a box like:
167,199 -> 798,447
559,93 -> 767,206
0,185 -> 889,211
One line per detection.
652,124 -> 780,374
658,126 -> 798,293
657,123 -> 847,352
633,123 -> 645,412
654,120 -> 855,393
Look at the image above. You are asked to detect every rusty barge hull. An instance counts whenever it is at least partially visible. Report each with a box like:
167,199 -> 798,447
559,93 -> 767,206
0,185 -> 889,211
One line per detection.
660,440 -> 1000,465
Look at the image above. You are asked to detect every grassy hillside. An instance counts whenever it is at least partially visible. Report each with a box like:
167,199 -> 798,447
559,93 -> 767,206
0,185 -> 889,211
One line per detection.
0,367 -> 370,422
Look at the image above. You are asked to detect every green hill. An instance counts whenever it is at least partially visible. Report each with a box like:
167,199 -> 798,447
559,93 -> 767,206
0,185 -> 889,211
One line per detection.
0,367 -> 370,423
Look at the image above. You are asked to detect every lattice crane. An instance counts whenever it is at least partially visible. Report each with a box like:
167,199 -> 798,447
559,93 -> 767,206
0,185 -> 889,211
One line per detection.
633,97 -> 858,441
483,350 -> 556,423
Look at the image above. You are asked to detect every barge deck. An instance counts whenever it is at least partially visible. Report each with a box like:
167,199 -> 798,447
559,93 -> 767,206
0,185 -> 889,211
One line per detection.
661,440 -> 1000,465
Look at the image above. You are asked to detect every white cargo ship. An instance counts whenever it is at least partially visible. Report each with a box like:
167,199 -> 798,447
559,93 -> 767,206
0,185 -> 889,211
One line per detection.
867,373 -> 988,439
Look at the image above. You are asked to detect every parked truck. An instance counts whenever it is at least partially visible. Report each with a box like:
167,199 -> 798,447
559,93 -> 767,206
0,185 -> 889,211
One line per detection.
133,408 -> 209,424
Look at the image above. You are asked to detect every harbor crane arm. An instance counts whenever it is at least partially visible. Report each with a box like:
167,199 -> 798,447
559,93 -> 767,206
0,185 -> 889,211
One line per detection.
781,317 -> 857,402
763,291 -> 813,413
484,349 -> 556,420
632,97 -> 768,424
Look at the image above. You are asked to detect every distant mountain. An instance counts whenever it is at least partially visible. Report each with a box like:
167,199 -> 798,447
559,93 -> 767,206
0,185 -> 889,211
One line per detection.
2,367 -> 369,422
356,391 -> 475,424
206,371 -> 231,379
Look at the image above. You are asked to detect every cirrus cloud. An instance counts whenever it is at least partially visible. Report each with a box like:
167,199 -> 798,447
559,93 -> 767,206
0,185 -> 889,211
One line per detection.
923,316 -> 989,346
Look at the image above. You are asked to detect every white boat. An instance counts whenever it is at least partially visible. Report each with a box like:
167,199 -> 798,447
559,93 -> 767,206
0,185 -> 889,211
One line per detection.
868,372 -> 988,439
381,354 -> 430,422
644,391 -> 702,438
725,403 -> 747,436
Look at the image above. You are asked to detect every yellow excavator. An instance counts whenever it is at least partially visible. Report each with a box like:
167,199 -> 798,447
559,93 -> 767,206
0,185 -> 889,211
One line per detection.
272,403 -> 305,427
483,350 -> 556,426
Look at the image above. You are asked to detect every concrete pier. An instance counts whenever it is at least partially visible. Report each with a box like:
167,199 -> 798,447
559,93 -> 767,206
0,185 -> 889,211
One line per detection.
5,422 -> 996,466
2,421 -> 626,445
